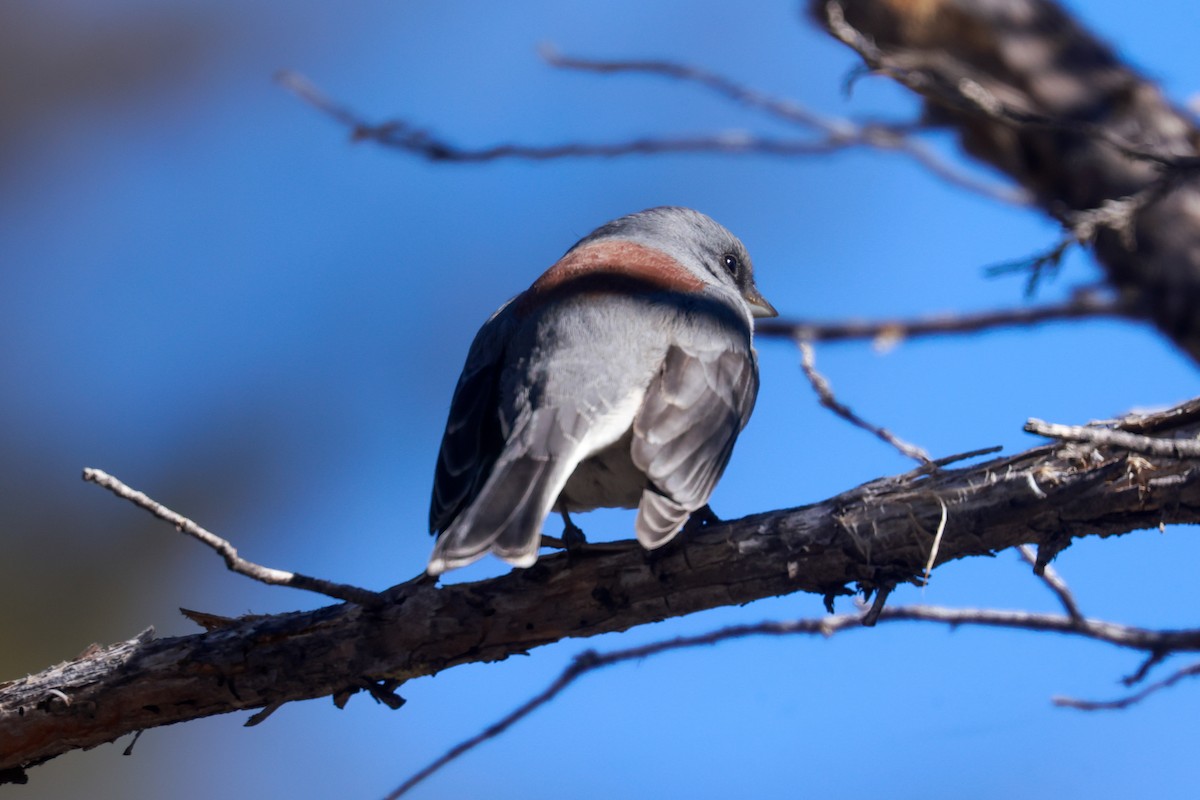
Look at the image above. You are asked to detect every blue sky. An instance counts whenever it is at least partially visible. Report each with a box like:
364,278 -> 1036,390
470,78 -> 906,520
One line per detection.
3,1 -> 1199,798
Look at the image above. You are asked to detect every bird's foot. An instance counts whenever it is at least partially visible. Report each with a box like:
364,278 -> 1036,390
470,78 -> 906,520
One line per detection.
542,512 -> 637,557
560,510 -> 588,551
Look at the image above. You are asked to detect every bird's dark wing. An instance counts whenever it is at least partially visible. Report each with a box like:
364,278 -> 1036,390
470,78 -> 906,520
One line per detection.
630,343 -> 759,547
429,301 -> 517,534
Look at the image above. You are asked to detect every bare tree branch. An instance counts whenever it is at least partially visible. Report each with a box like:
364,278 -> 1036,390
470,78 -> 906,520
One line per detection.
798,340 -> 933,464
82,468 -> 383,607
1018,545 -> 1082,621
5,397 -> 1200,783
757,292 -> 1130,346
390,600 -> 1200,797
4,3 -> 1195,794
283,2 -> 1200,361
540,47 -> 1031,205
1024,420 -> 1200,458
1054,660 -> 1200,711
276,63 -> 1028,205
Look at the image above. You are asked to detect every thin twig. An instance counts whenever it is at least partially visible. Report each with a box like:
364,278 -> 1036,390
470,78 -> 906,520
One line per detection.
1054,660 -> 1200,711
1024,420 -> 1200,458
1017,545 -> 1083,622
1122,650 -> 1169,688
861,585 -> 892,627
984,236 -> 1077,297
389,604 -> 1200,797
541,47 -> 1031,205
541,45 -> 837,129
928,445 -> 1004,468
797,341 -> 932,465
121,730 -> 144,757
757,293 -> 1130,345
383,653 -> 600,799
82,468 -> 383,607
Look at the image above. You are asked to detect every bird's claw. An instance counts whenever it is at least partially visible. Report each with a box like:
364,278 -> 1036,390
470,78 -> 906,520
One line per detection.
561,513 -> 588,551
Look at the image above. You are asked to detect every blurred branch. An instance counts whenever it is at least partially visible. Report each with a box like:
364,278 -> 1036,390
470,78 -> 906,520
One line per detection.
5,397 -> 1200,783
818,1 -> 1194,169
540,45 -> 846,129
277,64 -> 1027,205
1054,660 -> 1200,711
984,236 -> 1078,297
82,468 -> 383,607
540,47 -> 1031,205
756,291 -> 1128,345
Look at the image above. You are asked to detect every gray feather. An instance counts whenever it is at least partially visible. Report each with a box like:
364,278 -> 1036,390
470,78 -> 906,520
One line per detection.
428,410 -> 590,574
631,344 -> 759,548
635,490 -> 692,549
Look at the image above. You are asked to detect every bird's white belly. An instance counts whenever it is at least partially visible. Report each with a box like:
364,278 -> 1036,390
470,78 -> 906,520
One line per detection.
553,387 -> 648,512
556,428 -> 645,511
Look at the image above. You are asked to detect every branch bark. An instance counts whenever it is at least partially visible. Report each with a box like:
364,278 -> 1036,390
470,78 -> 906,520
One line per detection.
808,0 -> 1200,364
4,397 -> 1200,782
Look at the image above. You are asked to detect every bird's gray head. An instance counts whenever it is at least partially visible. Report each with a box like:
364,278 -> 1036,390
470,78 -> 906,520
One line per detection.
571,206 -> 777,319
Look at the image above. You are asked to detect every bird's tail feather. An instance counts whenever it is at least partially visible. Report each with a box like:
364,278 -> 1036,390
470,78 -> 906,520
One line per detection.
427,455 -> 566,575
634,489 -> 690,549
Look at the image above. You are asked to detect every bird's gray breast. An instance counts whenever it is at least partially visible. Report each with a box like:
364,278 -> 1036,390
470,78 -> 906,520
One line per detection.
507,290 -> 753,514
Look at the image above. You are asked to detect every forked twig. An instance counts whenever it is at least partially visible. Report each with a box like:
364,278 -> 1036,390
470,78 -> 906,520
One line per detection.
82,468 -> 382,607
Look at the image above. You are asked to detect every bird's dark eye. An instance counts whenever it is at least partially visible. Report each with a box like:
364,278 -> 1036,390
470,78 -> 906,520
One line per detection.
722,253 -> 741,277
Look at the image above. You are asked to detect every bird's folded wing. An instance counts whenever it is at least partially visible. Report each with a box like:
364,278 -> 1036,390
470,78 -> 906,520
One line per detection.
429,301 -> 517,534
630,344 -> 758,545
428,409 -> 590,573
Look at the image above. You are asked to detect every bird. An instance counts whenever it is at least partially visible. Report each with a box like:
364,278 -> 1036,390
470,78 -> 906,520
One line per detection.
426,206 -> 776,575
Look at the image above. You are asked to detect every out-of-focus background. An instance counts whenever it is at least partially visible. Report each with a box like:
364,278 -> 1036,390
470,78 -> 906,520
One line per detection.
3,1 -> 1198,797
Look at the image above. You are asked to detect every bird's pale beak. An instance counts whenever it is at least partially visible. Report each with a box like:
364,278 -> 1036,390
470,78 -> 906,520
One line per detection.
743,287 -> 778,319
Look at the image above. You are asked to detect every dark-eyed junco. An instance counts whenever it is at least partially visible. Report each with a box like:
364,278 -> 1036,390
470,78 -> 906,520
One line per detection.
427,206 -> 775,574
